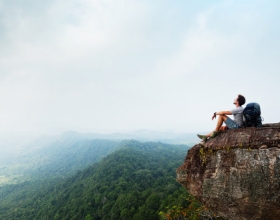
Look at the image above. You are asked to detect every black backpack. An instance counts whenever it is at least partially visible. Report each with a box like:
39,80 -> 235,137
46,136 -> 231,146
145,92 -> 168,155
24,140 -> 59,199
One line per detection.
243,102 -> 262,127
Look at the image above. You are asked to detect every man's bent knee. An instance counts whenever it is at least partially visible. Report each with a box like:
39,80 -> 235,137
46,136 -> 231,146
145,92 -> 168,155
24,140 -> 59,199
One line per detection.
221,115 -> 228,121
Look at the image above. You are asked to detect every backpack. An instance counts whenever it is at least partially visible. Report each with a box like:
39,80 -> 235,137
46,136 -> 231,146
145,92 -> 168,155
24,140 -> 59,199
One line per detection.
243,102 -> 262,127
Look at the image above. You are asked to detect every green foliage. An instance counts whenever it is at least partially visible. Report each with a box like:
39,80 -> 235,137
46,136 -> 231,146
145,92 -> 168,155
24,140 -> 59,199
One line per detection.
0,140 -> 190,220
199,147 -> 213,166
159,195 -> 224,220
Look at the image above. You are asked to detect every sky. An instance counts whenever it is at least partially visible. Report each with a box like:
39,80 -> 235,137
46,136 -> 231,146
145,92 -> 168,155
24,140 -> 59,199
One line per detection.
0,0 -> 280,135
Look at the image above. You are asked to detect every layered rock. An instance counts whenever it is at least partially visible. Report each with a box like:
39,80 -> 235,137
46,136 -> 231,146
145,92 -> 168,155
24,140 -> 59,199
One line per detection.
176,123 -> 280,220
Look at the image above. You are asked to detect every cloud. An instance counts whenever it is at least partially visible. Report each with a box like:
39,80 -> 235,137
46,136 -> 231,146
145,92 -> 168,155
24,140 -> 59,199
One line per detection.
0,0 -> 279,134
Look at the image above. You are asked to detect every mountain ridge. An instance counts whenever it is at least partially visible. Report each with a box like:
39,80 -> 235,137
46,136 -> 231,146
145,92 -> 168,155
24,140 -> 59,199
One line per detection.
0,140 -> 190,220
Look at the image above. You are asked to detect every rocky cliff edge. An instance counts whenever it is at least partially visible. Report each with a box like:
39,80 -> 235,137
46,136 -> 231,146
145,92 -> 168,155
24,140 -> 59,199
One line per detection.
176,123 -> 280,220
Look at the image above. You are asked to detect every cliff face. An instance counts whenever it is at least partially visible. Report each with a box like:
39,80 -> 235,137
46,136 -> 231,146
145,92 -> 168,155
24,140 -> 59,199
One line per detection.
176,123 -> 280,220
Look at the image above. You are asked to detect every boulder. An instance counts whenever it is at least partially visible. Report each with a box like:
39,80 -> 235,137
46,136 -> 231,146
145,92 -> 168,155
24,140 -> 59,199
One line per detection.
176,123 -> 280,220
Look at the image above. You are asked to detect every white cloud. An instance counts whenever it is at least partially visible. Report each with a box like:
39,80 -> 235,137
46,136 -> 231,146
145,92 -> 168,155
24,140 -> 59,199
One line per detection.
0,0 -> 279,134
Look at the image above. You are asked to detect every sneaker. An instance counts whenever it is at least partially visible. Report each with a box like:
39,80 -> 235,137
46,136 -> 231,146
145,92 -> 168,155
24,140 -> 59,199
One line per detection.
197,134 -> 208,141
210,131 -> 220,138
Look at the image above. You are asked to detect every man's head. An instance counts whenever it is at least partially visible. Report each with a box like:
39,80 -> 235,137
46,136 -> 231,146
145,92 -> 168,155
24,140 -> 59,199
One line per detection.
233,94 -> 246,106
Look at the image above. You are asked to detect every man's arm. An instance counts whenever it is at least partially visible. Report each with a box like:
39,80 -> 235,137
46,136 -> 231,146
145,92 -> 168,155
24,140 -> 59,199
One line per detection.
212,111 -> 232,120
216,111 -> 232,115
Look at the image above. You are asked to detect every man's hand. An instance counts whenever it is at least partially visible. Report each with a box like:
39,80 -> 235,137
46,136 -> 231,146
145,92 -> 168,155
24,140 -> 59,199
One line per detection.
212,112 -> 216,120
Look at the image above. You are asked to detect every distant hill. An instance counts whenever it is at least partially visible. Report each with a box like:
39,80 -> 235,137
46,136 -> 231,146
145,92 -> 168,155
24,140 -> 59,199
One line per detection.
59,130 -> 198,145
0,140 -> 190,220
0,137 -> 121,185
0,129 -> 195,186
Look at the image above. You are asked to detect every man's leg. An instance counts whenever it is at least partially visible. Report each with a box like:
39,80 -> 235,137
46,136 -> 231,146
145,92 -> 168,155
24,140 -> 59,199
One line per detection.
206,115 -> 228,137
197,115 -> 229,141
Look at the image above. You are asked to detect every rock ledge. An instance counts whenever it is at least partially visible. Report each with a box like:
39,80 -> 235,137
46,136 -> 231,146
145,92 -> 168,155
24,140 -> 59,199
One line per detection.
176,123 -> 280,220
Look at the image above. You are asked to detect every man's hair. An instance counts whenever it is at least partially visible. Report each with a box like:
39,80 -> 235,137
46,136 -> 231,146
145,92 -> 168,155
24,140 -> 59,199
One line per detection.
237,94 -> 246,106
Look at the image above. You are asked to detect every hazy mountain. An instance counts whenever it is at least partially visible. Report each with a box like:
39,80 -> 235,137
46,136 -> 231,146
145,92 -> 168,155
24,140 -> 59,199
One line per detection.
0,137 -> 121,186
0,140 -> 190,220
0,130 -> 193,186
59,130 -> 198,145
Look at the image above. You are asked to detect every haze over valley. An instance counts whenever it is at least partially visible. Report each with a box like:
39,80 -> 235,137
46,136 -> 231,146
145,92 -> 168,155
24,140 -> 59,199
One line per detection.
1,0 -> 280,219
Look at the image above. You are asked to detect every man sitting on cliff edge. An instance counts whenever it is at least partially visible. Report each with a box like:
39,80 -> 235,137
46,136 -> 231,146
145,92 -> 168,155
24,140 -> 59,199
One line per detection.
197,94 -> 246,141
